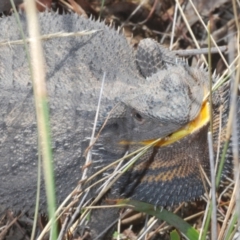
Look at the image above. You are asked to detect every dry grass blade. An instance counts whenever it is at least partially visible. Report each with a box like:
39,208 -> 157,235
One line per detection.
24,0 -> 57,239
175,0 -> 206,63
231,0 -> 240,232
0,212 -> 23,240
188,0 -> 229,68
0,30 -> 101,46
137,216 -> 158,240
169,3 -> 178,50
9,2 -> 43,239
208,132 -> 217,239
82,72 -> 106,181
65,73 -> 107,233
120,0 -> 146,28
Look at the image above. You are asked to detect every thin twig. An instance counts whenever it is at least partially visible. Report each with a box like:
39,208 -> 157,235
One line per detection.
173,46 -> 227,56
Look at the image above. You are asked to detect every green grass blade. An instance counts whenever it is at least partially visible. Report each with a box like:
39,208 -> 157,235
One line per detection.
117,199 -> 199,240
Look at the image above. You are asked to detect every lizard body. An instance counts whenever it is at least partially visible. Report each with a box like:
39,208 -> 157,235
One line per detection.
0,11 -> 237,239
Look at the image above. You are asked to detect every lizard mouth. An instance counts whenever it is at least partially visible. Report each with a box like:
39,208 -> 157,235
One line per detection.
119,100 -> 210,147
155,100 -> 210,147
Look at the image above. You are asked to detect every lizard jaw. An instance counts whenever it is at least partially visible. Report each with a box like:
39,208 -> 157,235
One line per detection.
158,100 -> 210,147
119,100 -> 210,147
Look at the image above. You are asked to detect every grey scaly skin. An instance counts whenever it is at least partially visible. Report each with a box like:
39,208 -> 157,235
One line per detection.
0,12 -> 237,239
0,11 -> 142,212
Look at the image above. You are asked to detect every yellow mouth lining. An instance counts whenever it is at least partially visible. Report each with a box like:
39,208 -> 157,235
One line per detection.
119,101 -> 210,147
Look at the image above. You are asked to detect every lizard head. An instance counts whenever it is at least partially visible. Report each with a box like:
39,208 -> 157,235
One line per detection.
97,65 -> 210,156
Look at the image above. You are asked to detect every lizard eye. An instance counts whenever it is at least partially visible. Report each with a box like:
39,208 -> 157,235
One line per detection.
132,111 -> 144,123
